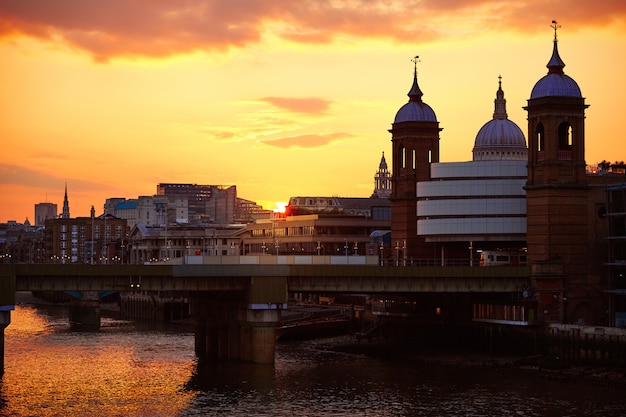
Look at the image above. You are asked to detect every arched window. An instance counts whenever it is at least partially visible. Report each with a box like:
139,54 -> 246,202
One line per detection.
412,149 -> 416,169
401,146 -> 406,168
558,122 -> 573,150
536,123 -> 545,152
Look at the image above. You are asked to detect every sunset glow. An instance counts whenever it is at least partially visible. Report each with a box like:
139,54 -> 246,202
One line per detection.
1,1 -> 625,222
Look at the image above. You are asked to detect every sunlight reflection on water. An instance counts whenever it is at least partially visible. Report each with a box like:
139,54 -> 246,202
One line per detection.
2,300 -> 625,417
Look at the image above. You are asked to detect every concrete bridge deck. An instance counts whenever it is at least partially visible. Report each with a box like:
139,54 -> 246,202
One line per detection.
1,263 -> 530,294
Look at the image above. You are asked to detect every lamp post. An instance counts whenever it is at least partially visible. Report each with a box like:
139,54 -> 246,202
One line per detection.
353,241 -> 358,256
379,242 -> 384,266
316,241 -> 321,256
395,241 -> 400,266
262,241 -> 267,255
121,239 -> 125,265
402,240 -> 407,266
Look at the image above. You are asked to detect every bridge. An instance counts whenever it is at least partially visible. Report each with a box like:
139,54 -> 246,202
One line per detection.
0,262 -> 530,369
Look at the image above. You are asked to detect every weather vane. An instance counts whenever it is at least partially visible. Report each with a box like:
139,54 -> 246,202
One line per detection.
411,55 -> 420,72
551,20 -> 561,41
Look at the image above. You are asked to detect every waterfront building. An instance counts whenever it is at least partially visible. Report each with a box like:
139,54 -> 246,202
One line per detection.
388,23 -> 626,326
127,222 -> 245,264
604,183 -> 626,327
241,213 -> 390,258
44,206 -> 127,264
389,56 -> 442,261
415,78 -> 528,265
524,24 -> 625,325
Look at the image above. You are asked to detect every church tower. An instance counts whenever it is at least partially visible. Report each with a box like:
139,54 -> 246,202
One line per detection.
372,152 -> 392,199
390,57 -> 442,260
61,183 -> 70,219
524,22 -> 590,323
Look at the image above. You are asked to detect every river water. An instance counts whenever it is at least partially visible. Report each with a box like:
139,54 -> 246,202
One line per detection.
1,295 -> 625,417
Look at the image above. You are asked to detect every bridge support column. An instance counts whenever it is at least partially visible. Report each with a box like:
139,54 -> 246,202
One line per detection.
240,307 -> 280,364
69,291 -> 101,329
0,309 -> 11,375
192,299 -> 282,364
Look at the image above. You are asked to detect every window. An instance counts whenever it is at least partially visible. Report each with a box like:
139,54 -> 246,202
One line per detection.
401,146 -> 406,168
536,123 -> 545,152
558,122 -> 573,150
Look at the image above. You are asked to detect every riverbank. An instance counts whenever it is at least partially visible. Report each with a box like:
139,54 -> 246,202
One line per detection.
304,334 -> 626,389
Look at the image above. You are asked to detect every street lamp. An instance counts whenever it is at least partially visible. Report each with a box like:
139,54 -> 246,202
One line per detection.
379,242 -> 384,266
402,240 -> 407,266
395,241 -> 400,266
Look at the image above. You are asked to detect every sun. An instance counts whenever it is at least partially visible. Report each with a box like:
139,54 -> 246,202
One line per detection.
273,202 -> 288,213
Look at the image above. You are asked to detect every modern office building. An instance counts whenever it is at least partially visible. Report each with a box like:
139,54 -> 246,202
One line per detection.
34,202 -> 57,226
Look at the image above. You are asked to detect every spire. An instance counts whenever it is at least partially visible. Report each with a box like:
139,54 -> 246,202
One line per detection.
547,20 -> 565,74
408,55 -> 424,102
379,151 -> 388,170
61,182 -> 70,219
493,75 -> 508,120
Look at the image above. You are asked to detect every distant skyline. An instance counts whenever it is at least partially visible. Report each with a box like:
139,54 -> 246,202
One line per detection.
2,1 -> 626,222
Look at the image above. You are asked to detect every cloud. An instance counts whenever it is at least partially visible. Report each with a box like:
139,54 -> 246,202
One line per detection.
260,132 -> 352,149
0,1 -> 624,61
257,97 -> 331,115
0,163 -> 111,191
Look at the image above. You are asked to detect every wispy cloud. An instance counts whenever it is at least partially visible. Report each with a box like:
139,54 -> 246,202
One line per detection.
260,132 -> 352,149
0,1 -> 623,61
257,97 -> 331,115
0,163 -> 111,191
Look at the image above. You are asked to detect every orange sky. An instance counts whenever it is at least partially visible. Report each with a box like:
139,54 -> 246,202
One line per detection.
1,1 -> 625,222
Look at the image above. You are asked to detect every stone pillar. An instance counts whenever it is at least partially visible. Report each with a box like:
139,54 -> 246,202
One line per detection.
69,291 -> 101,329
0,309 -> 11,375
242,307 -> 281,364
194,319 -> 207,357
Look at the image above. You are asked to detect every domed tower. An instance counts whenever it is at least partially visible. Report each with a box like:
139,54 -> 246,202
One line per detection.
372,152 -> 392,199
524,21 -> 590,323
473,76 -> 527,161
390,57 -> 442,260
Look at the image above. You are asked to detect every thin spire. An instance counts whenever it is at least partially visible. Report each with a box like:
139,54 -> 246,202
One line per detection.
408,55 -> 423,102
547,20 -> 565,74
62,182 -> 70,219
493,75 -> 508,120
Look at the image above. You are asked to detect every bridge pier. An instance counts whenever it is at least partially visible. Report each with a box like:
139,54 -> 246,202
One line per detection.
0,309 -> 11,375
193,299 -> 282,364
192,276 -> 287,364
69,291 -> 101,329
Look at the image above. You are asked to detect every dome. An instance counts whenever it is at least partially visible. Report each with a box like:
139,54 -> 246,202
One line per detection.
530,73 -> 581,99
394,61 -> 438,123
530,27 -> 582,99
473,78 -> 527,161
394,102 -> 437,123
475,119 -> 526,148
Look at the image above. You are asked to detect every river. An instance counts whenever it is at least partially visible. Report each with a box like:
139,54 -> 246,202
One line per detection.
1,294 -> 625,416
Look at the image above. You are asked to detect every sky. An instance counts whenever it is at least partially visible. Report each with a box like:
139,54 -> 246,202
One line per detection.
1,0 -> 626,222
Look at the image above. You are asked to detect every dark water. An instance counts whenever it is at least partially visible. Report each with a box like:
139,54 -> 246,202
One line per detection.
2,297 -> 625,417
